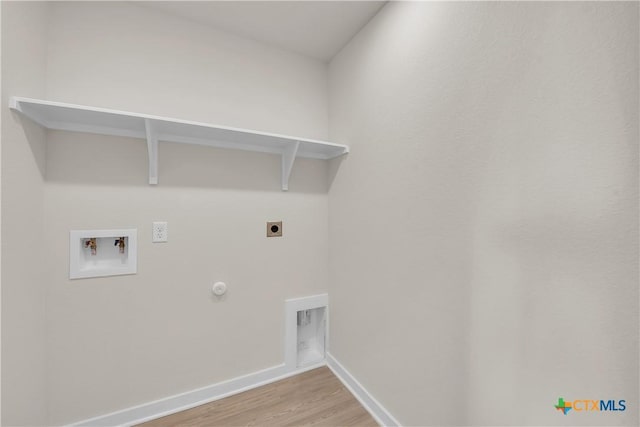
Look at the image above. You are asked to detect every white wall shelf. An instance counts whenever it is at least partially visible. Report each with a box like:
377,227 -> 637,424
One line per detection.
9,97 -> 349,190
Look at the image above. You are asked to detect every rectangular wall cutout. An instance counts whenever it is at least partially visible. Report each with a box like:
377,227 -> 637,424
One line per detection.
69,229 -> 137,279
297,307 -> 326,366
285,294 -> 328,370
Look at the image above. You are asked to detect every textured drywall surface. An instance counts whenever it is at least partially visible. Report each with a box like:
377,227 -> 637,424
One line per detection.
328,2 -> 639,426
1,2 -> 49,425
40,2 -> 329,424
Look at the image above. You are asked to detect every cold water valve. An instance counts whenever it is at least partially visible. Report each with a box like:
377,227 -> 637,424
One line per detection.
114,237 -> 126,254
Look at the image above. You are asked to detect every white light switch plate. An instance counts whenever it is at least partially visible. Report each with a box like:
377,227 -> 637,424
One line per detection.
152,222 -> 168,242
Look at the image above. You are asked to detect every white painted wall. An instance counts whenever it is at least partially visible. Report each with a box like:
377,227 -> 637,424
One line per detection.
1,2 -> 49,425
9,1 -> 329,425
328,2 -> 638,426
45,1 -> 327,140
3,1 -> 638,426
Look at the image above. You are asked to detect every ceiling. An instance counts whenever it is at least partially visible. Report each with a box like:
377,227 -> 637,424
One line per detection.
137,1 -> 386,62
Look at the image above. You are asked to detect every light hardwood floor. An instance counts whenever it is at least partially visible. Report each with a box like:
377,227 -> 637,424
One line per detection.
139,367 -> 378,427
138,367 -> 378,427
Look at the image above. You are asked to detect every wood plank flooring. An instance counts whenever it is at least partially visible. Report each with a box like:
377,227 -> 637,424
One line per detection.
138,367 -> 378,427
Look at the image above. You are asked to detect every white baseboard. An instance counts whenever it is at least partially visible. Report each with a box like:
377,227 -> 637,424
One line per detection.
69,362 -> 325,427
69,354 -> 399,427
326,352 -> 401,427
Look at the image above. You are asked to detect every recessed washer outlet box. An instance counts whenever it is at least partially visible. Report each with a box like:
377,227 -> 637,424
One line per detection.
267,221 -> 282,237
285,294 -> 328,370
69,228 -> 137,279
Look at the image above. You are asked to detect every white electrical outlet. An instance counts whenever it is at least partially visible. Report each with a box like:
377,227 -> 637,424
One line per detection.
152,222 -> 168,243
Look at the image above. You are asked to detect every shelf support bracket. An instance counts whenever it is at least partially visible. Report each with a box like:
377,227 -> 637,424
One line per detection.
281,141 -> 300,191
144,119 -> 158,185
